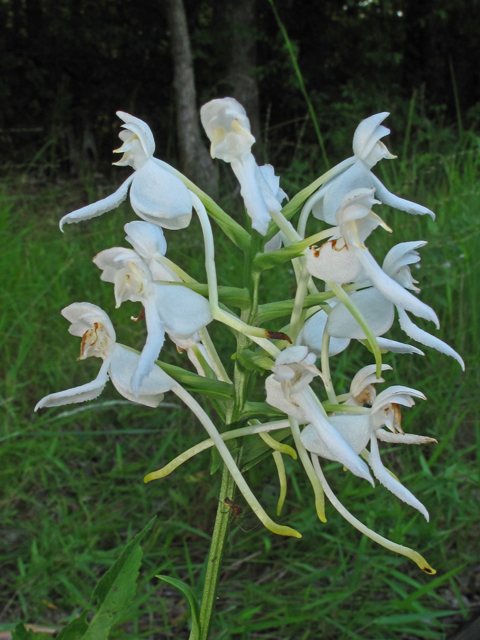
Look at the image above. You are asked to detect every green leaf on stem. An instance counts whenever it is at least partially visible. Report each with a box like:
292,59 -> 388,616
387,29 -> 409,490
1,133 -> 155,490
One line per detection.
155,575 -> 201,640
241,402 -> 284,421
233,349 -> 274,373
257,294 -> 334,323
155,361 -> 234,400
81,518 -> 156,640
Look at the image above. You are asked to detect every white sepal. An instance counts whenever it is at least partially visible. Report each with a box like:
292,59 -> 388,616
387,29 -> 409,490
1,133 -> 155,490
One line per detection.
110,344 -> 175,407
326,288 -> 395,339
366,436 -> 429,521
35,359 -> 110,410
59,175 -> 134,231
130,160 -> 193,230
155,284 -> 212,338
131,297 -> 166,397
397,308 -> 465,370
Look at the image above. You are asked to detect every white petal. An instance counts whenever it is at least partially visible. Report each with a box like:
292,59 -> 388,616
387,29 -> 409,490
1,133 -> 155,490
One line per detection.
350,364 -> 392,399
231,154 -> 271,235
352,112 -> 390,161
296,310 -> 350,357
326,287 -> 395,339
59,175 -> 134,230
397,308 -> 465,370
301,413 -> 372,457
371,174 -> 435,219
125,220 -> 167,259
35,360 -> 110,410
131,297 -> 166,396
306,241 -> 363,284
382,241 -> 427,276
258,164 -> 288,203
62,302 -> 116,342
155,284 -> 212,338
354,249 -> 439,327
373,386 -> 426,413
93,247 -> 140,283
109,344 -> 175,407
265,375 -> 308,422
200,97 -> 254,162
376,429 -> 437,445
117,111 -> 156,158
320,163 -> 375,225
375,337 -> 424,355
298,391 -> 374,484
255,164 -> 284,213
130,159 -> 193,230
367,436 -> 429,520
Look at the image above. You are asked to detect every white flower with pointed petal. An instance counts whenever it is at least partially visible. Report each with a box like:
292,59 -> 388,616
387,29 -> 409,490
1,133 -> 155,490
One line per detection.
94,248 -> 212,394
34,303 -> 176,410
326,241 -> 464,368
306,188 -> 438,328
60,112 -> 193,231
343,363 -> 392,406
301,384 -> 433,520
309,112 -> 435,225
200,97 -> 287,235
265,347 -> 373,484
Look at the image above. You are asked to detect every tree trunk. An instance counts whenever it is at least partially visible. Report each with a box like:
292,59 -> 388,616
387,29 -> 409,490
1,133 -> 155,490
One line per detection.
224,0 -> 261,143
165,0 -> 217,195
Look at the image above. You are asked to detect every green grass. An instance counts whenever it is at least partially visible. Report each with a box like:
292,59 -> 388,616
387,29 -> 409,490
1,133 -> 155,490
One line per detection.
1,131 -> 480,639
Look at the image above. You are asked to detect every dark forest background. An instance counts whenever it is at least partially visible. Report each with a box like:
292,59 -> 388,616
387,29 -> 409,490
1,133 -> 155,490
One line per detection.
2,0 -> 480,182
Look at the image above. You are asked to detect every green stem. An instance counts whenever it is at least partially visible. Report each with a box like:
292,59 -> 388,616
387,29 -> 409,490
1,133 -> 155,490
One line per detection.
198,462 -> 238,640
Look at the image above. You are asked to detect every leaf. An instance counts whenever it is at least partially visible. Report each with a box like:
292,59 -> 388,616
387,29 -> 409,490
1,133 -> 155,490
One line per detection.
235,349 -> 274,373
241,401 -> 284,421
80,517 -> 156,640
12,624 -> 35,640
154,360 -> 233,400
257,292 -> 334,323
156,575 -> 201,640
55,612 -> 89,640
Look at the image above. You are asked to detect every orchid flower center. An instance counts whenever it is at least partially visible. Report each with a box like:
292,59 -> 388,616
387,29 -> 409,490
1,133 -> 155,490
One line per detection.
113,261 -> 149,307
79,322 -> 112,360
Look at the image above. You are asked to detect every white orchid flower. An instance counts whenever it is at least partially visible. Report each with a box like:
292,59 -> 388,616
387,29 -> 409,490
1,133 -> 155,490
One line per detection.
265,346 -> 373,484
34,303 -> 177,410
93,248 -> 212,395
60,112 -> 193,231
124,221 -> 216,377
325,241 -> 464,368
342,363 -> 392,406
301,384 -> 435,520
305,112 -> 434,227
305,188 -> 438,329
200,97 -> 287,235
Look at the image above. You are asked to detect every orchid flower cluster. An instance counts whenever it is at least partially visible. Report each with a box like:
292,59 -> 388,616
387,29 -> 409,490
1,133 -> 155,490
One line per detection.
36,101 -> 464,575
